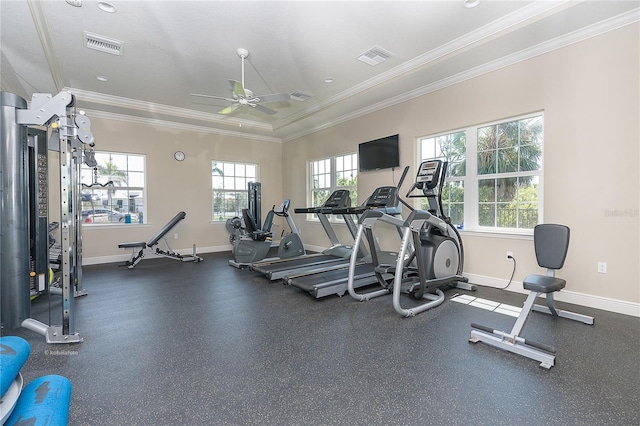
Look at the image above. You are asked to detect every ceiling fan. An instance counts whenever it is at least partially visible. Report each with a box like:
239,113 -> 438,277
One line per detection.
191,48 -> 291,116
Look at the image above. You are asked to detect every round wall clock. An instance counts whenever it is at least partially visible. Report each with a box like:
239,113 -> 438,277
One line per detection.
174,151 -> 185,161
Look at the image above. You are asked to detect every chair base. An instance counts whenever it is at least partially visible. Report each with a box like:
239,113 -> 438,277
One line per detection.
469,290 -> 594,369
470,327 -> 556,369
532,302 -> 594,325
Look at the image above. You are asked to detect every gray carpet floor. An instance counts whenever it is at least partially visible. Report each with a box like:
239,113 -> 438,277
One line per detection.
7,252 -> 640,425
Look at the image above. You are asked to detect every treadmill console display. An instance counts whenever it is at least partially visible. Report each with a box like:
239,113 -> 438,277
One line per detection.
367,186 -> 397,207
324,189 -> 351,208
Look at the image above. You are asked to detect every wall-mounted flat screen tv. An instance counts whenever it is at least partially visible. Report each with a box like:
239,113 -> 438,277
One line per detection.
358,134 -> 400,172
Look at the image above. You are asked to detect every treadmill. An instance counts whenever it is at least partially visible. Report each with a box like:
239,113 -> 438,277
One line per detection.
285,167 -> 410,298
250,189 -> 360,281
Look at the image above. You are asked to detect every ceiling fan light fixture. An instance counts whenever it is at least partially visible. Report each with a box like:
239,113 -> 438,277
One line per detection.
191,48 -> 303,116
97,2 -> 116,13
464,0 -> 480,9
237,48 -> 249,59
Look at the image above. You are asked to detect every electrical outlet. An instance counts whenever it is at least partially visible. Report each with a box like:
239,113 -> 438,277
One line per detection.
506,251 -> 514,260
597,262 -> 607,274
173,233 -> 178,240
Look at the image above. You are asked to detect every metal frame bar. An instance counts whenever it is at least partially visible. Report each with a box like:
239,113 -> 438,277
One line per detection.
470,289 -> 594,368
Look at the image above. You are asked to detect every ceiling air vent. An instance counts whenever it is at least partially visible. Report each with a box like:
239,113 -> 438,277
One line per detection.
290,92 -> 312,102
83,32 -> 123,55
357,46 -> 393,66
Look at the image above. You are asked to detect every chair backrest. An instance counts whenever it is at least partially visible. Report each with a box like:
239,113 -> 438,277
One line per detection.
242,209 -> 259,233
534,224 -> 570,270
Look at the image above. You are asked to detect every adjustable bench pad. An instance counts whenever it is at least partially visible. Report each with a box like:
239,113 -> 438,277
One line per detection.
118,241 -> 147,249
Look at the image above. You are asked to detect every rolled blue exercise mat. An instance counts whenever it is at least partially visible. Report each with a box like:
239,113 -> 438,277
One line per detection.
0,336 -> 31,397
5,375 -> 72,426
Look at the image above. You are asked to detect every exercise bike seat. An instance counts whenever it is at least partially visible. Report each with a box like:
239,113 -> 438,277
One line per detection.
242,209 -> 271,242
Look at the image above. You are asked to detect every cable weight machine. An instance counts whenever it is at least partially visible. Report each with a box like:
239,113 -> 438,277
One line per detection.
1,91 -> 94,343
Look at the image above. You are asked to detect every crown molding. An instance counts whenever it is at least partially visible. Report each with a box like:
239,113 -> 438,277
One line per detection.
67,87 -> 274,132
83,109 -> 282,144
27,0 -> 64,91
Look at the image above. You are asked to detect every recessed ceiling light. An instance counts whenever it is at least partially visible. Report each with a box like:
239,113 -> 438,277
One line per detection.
66,0 -> 82,6
324,77 -> 334,83
97,2 -> 116,13
96,75 -> 108,82
464,0 -> 480,9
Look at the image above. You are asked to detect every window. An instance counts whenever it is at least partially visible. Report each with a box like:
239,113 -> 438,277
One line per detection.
419,113 -> 543,232
420,131 -> 466,226
80,152 -> 146,224
212,161 -> 258,221
476,116 -> 542,229
310,153 -> 358,212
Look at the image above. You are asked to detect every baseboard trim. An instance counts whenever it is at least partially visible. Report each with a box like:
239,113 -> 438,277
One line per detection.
464,273 -> 640,318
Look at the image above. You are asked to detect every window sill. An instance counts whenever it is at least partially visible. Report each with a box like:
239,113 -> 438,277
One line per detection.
459,229 -> 533,240
82,223 -> 149,228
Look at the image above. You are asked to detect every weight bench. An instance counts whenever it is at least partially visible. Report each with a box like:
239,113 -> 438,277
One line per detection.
118,211 -> 203,269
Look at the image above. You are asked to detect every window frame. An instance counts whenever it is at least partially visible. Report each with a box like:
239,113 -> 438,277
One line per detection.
418,111 -> 544,235
211,160 -> 259,222
307,152 -> 358,220
80,151 -> 146,226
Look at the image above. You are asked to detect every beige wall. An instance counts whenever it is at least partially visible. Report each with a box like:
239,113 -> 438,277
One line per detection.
283,24 -> 639,306
80,119 -> 283,260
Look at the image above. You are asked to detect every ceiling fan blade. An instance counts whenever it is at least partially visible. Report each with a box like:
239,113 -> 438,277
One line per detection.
229,80 -> 246,98
255,93 -> 291,104
191,93 -> 235,102
219,104 -> 240,115
253,104 -> 278,115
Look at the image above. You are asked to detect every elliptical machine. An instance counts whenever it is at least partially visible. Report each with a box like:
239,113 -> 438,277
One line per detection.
347,159 -> 474,317
391,159 -> 474,316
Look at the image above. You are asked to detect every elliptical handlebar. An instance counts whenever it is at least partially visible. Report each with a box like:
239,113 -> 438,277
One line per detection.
274,199 -> 291,217
392,166 -> 414,213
